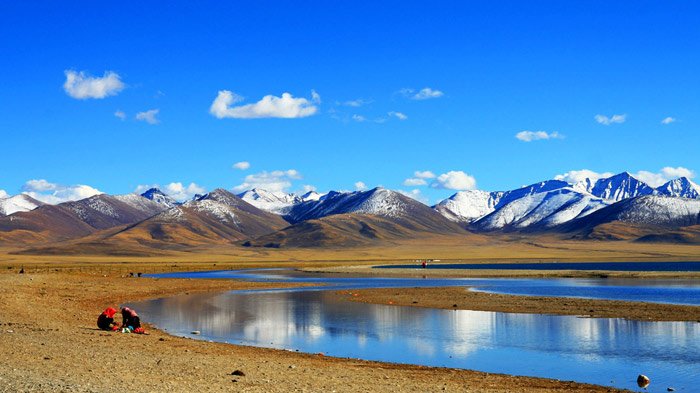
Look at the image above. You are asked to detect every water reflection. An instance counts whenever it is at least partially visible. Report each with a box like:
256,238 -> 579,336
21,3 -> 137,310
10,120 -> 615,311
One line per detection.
135,288 -> 700,393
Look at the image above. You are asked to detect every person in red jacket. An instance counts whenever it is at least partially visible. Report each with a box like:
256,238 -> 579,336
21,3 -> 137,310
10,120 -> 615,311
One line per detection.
97,307 -> 119,331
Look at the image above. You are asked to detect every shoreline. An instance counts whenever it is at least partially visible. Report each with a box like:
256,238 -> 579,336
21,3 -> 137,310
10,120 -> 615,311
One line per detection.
0,270 -> 632,392
306,265 -> 700,322
300,264 -> 700,279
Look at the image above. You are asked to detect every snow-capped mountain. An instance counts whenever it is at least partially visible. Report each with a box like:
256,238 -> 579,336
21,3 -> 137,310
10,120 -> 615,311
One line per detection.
300,190 -> 323,202
109,189 -> 289,245
237,188 -> 303,215
0,194 -> 44,216
434,190 -> 502,224
497,180 -> 570,207
236,188 -> 326,215
283,187 -> 465,234
433,180 -> 573,225
656,177 -> 700,199
251,187 -> 467,247
472,187 -> 609,231
287,188 -> 410,223
563,195 -> 700,238
141,188 -> 179,208
579,172 -> 655,202
114,194 -> 170,216
609,196 -> 700,227
435,172 -> 700,231
0,194 -> 170,244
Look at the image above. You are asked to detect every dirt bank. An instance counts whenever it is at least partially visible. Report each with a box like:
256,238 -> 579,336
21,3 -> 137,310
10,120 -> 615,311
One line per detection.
337,286 -> 700,322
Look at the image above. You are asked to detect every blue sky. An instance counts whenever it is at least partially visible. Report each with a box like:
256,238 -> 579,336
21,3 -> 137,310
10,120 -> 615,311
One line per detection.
2,1 -> 699,204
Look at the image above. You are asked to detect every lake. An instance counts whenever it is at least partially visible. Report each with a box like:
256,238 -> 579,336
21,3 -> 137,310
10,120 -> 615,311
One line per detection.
133,269 -> 700,392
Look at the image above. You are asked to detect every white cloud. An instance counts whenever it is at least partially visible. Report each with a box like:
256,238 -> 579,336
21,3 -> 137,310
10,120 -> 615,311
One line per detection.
555,167 -> 696,187
515,130 -> 562,142
635,167 -> 696,187
403,178 -> 427,186
661,117 -> 676,125
401,87 -> 444,100
164,182 -> 205,201
343,98 -> 372,107
634,171 -> 667,187
22,179 -> 102,204
135,109 -> 160,125
24,179 -> 57,192
554,169 -> 614,184
414,170 -> 436,179
233,169 -> 302,193
63,70 -> 124,99
354,181 -> 367,191
0,190 -> 8,199
388,111 -> 408,120
594,114 -> 626,125
431,171 -> 477,191
301,184 -> 317,193
351,114 -> 366,122
209,90 -> 318,119
397,189 -> 428,204
233,161 -> 250,170
661,166 -> 695,179
311,90 -> 321,104
114,110 -> 126,120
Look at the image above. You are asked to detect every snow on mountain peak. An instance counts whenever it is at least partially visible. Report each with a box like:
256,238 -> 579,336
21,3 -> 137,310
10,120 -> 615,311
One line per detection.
237,188 -> 302,215
474,187 -> 609,231
586,172 -> 655,202
301,190 -> 323,202
656,177 -> 700,199
434,190 -> 501,223
0,194 -> 44,216
351,187 -> 408,217
141,188 -> 179,208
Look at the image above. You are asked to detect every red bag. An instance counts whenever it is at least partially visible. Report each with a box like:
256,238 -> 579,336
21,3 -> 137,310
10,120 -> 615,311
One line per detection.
133,327 -> 145,334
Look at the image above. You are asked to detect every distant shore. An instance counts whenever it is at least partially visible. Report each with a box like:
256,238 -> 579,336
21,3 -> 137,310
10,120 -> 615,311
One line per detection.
305,264 -> 700,322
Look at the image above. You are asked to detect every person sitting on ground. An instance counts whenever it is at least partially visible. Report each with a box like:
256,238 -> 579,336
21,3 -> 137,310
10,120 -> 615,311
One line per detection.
120,307 -> 141,330
97,307 -> 119,331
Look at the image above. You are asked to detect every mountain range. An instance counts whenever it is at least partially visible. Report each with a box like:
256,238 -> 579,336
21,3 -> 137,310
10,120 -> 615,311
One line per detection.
1,171 -> 700,252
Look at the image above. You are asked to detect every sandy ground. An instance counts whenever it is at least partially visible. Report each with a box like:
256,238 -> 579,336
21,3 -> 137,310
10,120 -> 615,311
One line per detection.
0,271 -> 631,393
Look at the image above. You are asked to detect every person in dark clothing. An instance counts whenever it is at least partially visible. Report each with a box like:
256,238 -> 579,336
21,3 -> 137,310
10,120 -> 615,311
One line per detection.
97,307 -> 119,331
120,307 -> 141,329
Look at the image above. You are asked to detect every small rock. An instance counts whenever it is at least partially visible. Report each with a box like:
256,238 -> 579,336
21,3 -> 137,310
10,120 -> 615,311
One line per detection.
191,330 -> 200,335
231,370 -> 245,376
637,374 -> 650,388
667,388 -> 675,392
289,365 -> 296,369
159,338 -> 165,341
452,304 -> 458,308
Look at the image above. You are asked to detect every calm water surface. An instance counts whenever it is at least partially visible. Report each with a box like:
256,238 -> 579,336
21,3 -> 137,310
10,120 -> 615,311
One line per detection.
134,269 -> 700,392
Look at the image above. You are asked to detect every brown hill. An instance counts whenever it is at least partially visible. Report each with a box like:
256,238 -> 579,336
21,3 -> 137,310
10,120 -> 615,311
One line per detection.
0,194 -> 166,245
249,211 -> 468,248
95,189 -> 290,249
